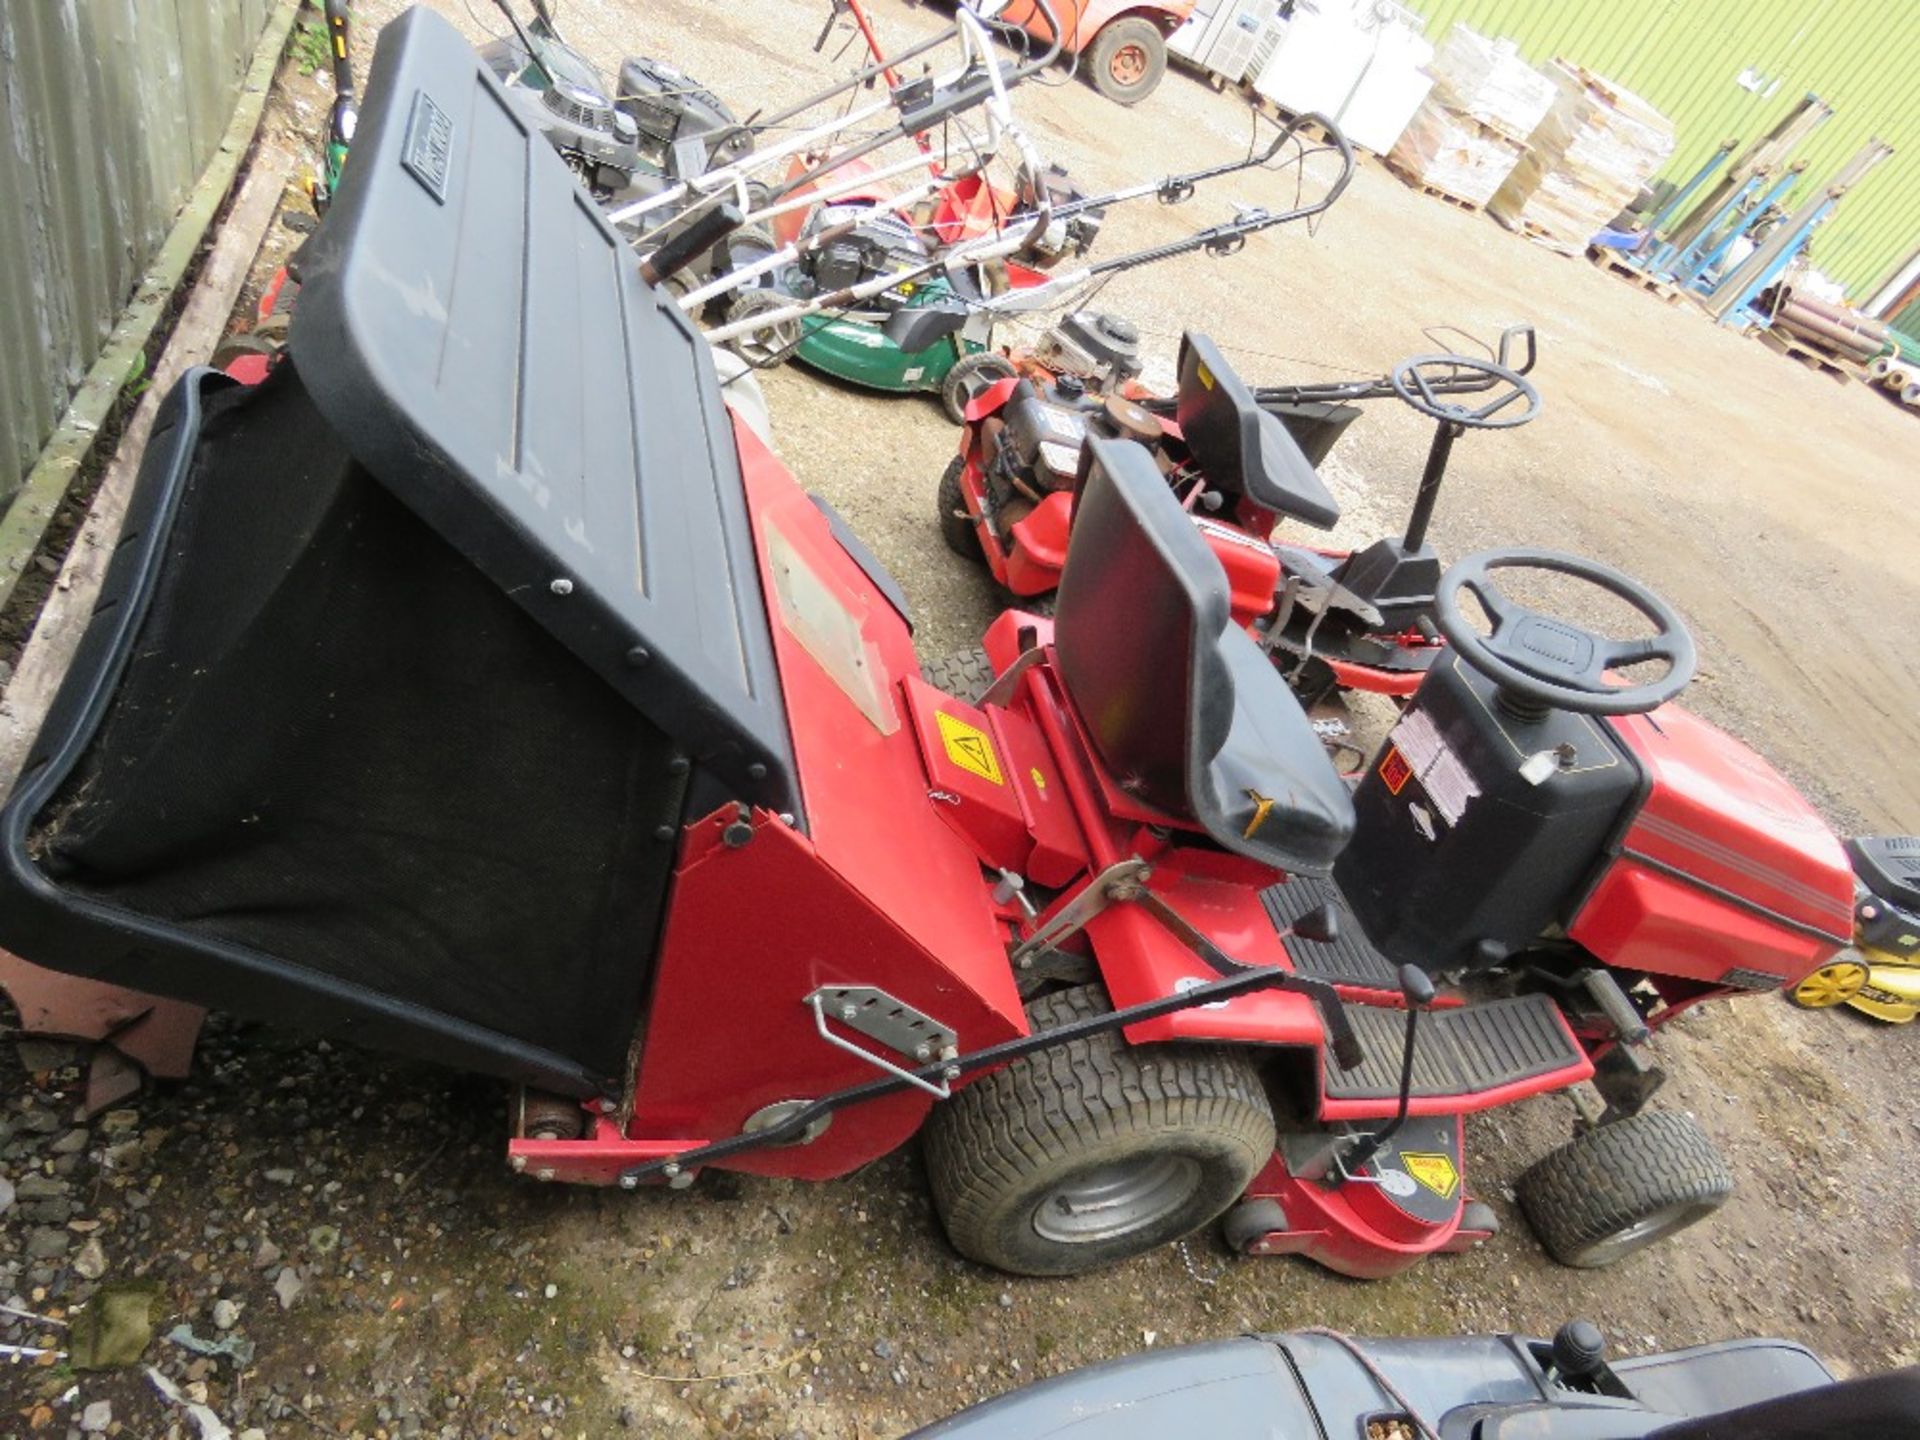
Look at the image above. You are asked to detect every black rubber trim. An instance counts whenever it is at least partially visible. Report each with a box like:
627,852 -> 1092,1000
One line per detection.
1324,993 -> 1584,1103
809,493 -> 912,633
0,370 -> 612,1100
1261,876 -> 1398,988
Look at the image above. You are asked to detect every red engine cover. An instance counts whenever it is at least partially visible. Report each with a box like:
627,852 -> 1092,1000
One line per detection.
1571,706 -> 1854,988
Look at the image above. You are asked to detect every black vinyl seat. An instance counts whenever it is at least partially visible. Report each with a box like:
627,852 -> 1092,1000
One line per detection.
1177,333 -> 1341,531
1053,436 -> 1355,875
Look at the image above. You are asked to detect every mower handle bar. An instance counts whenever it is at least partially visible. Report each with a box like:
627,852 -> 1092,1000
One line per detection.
609,0 -> 1060,237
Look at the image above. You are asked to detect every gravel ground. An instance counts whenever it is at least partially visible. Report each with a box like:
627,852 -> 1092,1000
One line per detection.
3,2 -> 1918,1436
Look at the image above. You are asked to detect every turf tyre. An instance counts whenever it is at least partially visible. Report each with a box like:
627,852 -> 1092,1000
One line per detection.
937,456 -> 982,559
923,983 -> 1275,1276
1516,1110 -> 1732,1268
919,648 -> 996,705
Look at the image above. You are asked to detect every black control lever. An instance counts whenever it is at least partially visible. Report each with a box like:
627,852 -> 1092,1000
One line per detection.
639,203 -> 744,288
1341,963 -> 1434,1174
1286,903 -> 1365,1073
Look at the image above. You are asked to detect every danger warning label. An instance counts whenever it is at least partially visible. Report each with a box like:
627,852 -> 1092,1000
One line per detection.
1379,746 -> 1412,795
935,711 -> 1004,786
1401,1151 -> 1460,1199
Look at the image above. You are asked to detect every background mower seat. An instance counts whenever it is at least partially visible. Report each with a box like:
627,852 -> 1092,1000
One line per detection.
1176,333 -> 1341,531
1053,436 -> 1354,874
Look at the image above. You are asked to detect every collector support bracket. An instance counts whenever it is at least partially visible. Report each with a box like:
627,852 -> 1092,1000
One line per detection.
617,859 -> 1367,1187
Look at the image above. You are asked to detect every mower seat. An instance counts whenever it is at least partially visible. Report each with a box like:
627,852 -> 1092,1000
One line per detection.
1176,333 -> 1341,531
1053,436 -> 1354,875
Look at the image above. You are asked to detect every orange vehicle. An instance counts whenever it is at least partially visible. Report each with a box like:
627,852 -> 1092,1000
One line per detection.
997,0 -> 1195,104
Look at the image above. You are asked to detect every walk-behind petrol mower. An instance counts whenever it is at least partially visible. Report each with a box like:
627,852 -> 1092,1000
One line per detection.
941,326 -> 1541,704
911,1321 -> 1919,1440
1787,836 -> 1920,1022
728,108 -> 1353,420
0,9 -> 1862,1282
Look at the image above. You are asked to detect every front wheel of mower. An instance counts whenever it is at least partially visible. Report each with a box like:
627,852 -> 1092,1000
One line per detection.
1516,1110 -> 1732,1269
941,352 -> 1018,425
936,456 -> 981,559
922,983 -> 1275,1276
1087,18 -> 1168,106
920,648 -> 996,706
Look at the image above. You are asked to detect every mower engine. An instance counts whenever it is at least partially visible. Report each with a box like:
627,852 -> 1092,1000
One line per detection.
797,203 -> 930,297
1013,163 -> 1104,267
616,57 -> 751,177
986,378 -> 1164,511
480,37 -> 646,198
1032,311 -> 1144,391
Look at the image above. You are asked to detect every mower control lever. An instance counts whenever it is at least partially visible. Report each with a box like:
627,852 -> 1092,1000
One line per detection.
1337,965 -> 1435,1177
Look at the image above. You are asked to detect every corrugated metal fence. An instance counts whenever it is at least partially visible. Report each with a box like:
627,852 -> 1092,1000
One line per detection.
0,0 -> 272,504
1414,0 -> 1920,301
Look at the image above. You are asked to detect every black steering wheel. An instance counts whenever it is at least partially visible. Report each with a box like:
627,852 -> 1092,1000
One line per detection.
1433,548 -> 1695,715
1391,355 -> 1541,429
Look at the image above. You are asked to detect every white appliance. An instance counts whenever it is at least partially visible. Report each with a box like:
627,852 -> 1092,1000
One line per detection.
1168,0 -> 1220,62
1253,0 -> 1435,154
1171,0 -> 1282,85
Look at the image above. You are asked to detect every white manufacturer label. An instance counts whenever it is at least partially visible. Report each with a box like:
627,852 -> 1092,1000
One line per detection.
1388,709 -> 1481,827
1376,1167 -> 1419,1198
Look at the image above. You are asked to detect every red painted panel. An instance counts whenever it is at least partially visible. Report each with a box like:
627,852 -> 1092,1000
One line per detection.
632,813 -> 1021,1179
903,674 -> 1034,873
1604,706 -> 1853,951
1005,493 -> 1073,595
1569,860 -> 1841,988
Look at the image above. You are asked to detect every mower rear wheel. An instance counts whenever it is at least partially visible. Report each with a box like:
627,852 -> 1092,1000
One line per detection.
1517,1110 -> 1732,1268
922,983 -> 1275,1276
936,456 -> 982,559
1087,18 -> 1168,106
1788,955 -> 1869,1008
726,288 -> 801,368
920,648 -> 996,706
941,352 -> 1018,425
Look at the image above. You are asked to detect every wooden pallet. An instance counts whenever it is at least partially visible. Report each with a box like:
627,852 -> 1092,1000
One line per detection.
1584,248 -> 1686,305
1755,327 -> 1855,385
1382,158 -> 1485,213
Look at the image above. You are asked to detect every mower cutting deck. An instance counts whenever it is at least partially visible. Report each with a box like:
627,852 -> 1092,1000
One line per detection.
0,9 -> 1861,1283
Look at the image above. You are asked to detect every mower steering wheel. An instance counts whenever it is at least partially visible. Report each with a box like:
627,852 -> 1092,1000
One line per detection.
1434,548 -> 1696,715
1391,354 -> 1540,430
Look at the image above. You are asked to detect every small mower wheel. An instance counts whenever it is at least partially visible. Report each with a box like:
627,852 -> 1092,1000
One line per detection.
936,456 -> 982,558
920,648 -> 996,705
923,983 -> 1275,1276
726,288 -> 801,368
1517,1110 -> 1732,1269
1087,18 -> 1168,106
941,352 -> 1018,425
1788,954 -> 1869,1008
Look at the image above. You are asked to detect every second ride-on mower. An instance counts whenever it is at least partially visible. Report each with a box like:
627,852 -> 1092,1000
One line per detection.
0,10 -> 1860,1281
942,324 -> 1542,703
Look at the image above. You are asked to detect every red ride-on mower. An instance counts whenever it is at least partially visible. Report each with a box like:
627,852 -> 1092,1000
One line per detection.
0,10 -> 1860,1281
943,326 -> 1543,704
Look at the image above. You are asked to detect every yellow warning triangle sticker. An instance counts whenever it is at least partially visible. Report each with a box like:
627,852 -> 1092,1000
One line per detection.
935,710 -> 1004,785
1401,1151 -> 1459,1199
